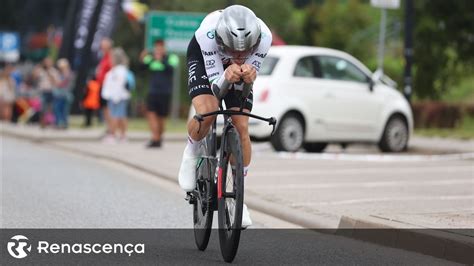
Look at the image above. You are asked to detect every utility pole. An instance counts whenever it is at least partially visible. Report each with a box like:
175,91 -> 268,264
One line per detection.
377,8 -> 387,74
403,0 -> 414,102
371,0 -> 400,78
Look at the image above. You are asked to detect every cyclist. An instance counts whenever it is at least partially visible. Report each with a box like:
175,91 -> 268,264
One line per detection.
178,5 -> 272,228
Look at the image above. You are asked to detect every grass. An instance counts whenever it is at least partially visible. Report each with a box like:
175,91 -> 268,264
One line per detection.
442,76 -> 474,104
414,116 -> 474,140
68,115 -> 188,133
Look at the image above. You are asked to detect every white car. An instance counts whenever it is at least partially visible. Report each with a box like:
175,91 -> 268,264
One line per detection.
191,45 -> 413,153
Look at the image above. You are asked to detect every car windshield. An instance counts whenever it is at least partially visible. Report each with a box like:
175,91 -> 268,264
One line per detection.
259,56 -> 278,76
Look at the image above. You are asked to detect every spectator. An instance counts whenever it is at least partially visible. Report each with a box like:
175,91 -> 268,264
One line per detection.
9,63 -> 23,123
101,48 -> 131,143
140,39 -> 179,148
53,58 -> 75,129
34,57 -> 60,127
19,62 -> 42,124
82,75 -> 101,127
96,37 -> 114,131
0,64 -> 16,121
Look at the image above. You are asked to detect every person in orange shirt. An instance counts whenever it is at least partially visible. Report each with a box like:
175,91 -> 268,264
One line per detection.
82,76 -> 101,127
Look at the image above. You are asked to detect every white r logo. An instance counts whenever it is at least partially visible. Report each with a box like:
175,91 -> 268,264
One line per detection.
7,235 -> 32,259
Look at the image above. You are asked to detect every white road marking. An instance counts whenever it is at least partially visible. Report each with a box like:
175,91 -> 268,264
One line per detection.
292,195 -> 474,207
275,152 -> 474,162
250,178 -> 474,190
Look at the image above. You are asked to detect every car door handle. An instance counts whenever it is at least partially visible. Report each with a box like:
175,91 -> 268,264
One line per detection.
324,93 -> 335,98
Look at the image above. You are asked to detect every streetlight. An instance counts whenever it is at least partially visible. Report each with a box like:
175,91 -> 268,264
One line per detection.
403,0 -> 414,102
370,0 -> 400,74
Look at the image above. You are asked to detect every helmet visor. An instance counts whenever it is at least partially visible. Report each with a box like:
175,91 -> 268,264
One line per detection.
221,47 -> 253,60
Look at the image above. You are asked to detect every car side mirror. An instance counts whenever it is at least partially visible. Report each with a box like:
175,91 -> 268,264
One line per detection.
369,69 -> 383,92
367,77 -> 377,92
368,77 -> 375,92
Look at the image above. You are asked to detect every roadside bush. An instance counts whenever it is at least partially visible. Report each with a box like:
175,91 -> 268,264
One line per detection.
411,102 -> 474,128
465,105 -> 474,117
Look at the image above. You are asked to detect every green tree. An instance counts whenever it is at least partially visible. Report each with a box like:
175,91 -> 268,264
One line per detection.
148,0 -> 225,13
147,0 -> 297,42
303,0 -> 373,62
413,0 -> 474,99
235,0 -> 296,42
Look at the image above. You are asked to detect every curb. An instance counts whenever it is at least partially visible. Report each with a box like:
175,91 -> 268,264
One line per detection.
0,128 -> 187,143
337,216 -> 474,264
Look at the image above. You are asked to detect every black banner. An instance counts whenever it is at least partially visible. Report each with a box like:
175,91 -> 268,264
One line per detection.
60,0 -> 121,113
90,0 -> 121,60
57,0 -> 81,65
72,0 -> 100,71
56,0 -> 121,68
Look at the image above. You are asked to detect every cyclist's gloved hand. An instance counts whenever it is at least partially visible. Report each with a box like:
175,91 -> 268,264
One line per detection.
241,64 -> 256,84
212,65 -> 239,99
225,64 -> 243,83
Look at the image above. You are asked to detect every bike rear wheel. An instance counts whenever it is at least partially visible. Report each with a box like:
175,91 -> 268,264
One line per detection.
217,127 -> 244,262
193,137 -> 215,251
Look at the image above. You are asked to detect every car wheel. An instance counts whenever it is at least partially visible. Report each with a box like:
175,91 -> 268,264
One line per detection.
303,142 -> 328,153
379,116 -> 409,152
271,114 -> 304,152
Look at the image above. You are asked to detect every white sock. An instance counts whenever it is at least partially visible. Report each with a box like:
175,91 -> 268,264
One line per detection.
231,165 -> 249,177
184,136 -> 200,156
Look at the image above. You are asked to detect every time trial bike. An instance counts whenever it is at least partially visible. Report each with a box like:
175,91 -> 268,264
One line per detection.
188,84 -> 276,262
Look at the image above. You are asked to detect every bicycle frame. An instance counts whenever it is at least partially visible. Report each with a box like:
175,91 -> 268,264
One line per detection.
193,102 -> 277,202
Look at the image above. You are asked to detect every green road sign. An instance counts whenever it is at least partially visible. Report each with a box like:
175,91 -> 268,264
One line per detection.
145,11 -> 206,54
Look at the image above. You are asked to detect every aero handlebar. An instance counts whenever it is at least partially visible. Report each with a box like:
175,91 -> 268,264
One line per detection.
193,110 -> 277,136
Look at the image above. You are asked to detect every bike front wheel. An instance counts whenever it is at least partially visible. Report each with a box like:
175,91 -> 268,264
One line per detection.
217,127 -> 244,262
193,138 -> 215,251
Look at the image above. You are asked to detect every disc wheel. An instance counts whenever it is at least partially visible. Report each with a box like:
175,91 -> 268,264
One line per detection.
217,127 -> 244,262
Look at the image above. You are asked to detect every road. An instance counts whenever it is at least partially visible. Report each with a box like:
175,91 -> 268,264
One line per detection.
249,143 -> 474,228
1,137 -> 193,228
41,138 -> 474,228
2,137 -> 295,228
0,137 -> 459,265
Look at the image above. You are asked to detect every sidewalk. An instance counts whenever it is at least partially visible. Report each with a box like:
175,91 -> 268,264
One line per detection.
0,123 -> 186,142
2,123 -> 473,264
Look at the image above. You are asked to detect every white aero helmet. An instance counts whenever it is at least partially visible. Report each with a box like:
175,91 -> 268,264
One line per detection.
215,5 -> 262,59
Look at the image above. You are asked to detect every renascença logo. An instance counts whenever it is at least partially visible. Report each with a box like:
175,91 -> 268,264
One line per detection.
6,234 -> 145,258
7,235 -> 32,259
36,241 -> 145,256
